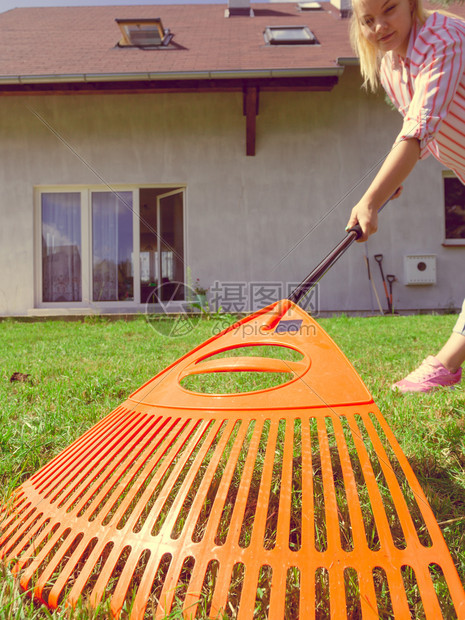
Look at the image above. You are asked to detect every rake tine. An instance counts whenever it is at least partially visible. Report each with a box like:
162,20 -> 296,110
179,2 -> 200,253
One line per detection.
358,569 -> 379,618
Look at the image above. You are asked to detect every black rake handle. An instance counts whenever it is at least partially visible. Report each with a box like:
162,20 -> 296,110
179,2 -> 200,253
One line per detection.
288,198 -> 391,305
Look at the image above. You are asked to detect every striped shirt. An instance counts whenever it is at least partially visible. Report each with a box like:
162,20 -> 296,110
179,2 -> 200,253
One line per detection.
380,12 -> 465,184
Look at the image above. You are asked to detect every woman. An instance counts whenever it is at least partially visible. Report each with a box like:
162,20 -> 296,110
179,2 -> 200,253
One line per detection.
346,0 -> 465,392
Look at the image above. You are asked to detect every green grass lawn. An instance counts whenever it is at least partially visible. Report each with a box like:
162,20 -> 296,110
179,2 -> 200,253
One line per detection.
0,313 -> 464,618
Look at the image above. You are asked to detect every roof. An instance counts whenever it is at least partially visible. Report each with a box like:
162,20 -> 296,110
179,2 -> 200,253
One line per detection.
0,2 -> 354,87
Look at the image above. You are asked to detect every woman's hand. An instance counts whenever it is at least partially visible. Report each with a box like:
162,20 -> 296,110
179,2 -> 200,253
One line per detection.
346,200 -> 379,242
346,185 -> 403,242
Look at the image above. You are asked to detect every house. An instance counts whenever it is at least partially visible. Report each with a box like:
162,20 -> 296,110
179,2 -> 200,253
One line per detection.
0,0 -> 464,317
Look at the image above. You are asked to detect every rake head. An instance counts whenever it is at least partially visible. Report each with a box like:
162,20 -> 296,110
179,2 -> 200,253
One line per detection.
1,300 -> 464,619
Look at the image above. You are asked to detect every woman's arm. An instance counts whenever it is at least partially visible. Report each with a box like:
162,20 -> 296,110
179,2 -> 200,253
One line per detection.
346,137 -> 420,241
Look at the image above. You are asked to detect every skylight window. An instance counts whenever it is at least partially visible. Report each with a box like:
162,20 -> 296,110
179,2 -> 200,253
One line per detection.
264,26 -> 318,45
298,2 -> 323,10
116,18 -> 172,48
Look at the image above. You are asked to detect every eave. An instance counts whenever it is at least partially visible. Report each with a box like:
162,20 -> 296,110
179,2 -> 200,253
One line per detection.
0,67 -> 345,156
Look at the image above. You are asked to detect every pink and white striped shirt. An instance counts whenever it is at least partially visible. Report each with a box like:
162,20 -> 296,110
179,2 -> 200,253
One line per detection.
380,12 -> 465,184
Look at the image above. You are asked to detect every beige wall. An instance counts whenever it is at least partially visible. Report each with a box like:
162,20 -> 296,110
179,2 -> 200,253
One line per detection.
0,66 -> 462,316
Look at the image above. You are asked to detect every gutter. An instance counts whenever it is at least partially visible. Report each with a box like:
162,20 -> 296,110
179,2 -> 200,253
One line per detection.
336,57 -> 359,66
0,66 -> 345,85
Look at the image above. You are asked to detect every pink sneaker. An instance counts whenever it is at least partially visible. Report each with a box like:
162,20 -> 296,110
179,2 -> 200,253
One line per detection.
392,356 -> 462,393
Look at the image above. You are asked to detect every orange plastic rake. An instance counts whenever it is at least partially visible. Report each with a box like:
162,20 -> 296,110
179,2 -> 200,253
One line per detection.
1,301 -> 464,619
1,221 -> 465,618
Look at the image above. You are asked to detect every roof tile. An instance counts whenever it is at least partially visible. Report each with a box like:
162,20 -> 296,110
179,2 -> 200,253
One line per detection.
2,3 -> 463,81
0,3 -> 354,78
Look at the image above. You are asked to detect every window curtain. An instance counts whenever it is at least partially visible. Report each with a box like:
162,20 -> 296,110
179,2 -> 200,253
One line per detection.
42,193 -> 82,302
92,192 -> 133,302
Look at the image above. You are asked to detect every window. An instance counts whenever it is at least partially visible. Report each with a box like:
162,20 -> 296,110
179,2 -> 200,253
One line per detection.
42,192 -> 82,302
443,173 -> 465,244
139,188 -> 185,304
115,18 -> 172,47
37,186 -> 185,309
92,191 -> 133,302
298,2 -> 323,11
264,25 -> 318,45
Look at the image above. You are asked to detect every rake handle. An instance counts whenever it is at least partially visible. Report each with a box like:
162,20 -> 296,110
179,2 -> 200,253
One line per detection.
288,227 -> 360,304
289,199 -> 391,306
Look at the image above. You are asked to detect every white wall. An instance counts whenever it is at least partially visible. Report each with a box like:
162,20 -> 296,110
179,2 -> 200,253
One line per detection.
0,66 -> 462,316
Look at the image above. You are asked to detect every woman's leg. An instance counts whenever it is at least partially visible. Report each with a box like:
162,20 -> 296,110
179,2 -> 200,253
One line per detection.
392,299 -> 465,393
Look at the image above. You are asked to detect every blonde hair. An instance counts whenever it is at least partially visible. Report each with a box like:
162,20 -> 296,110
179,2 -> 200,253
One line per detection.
350,0 -> 430,91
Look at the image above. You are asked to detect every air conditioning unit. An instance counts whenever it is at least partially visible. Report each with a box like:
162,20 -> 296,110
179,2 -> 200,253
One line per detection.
404,254 -> 436,285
